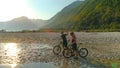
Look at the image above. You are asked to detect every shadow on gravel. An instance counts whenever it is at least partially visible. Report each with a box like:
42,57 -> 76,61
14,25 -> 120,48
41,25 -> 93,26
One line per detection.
52,55 -> 109,68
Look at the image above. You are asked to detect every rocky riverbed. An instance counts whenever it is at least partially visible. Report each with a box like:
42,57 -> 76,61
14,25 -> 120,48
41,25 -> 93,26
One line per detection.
0,32 -> 120,68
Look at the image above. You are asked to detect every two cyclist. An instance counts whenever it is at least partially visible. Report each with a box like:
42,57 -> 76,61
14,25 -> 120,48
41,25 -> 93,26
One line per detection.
53,31 -> 88,58
60,32 -> 77,55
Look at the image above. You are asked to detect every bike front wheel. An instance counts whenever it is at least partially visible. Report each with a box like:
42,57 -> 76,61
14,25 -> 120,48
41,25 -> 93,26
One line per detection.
53,46 -> 61,55
78,48 -> 88,58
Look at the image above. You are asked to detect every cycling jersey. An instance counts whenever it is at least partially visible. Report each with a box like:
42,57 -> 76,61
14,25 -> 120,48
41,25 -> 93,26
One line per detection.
61,34 -> 67,48
72,34 -> 76,43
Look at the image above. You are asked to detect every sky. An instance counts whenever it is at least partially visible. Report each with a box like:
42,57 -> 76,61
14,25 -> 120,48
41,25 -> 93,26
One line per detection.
0,0 -> 80,21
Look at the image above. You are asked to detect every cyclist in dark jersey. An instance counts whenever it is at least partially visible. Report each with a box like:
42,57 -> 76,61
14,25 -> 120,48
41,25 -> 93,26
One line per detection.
61,32 -> 68,49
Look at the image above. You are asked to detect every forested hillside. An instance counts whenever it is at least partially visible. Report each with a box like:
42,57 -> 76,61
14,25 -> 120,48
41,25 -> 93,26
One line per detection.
46,0 -> 120,31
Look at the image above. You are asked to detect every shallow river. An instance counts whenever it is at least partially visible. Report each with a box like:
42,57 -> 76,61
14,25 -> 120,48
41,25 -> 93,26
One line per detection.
0,43 -> 115,68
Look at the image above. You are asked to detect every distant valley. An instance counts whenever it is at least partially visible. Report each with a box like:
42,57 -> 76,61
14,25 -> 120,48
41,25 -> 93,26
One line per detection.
0,16 -> 47,31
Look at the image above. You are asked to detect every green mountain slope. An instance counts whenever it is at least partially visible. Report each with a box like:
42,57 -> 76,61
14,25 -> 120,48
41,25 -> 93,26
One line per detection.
46,0 -> 120,31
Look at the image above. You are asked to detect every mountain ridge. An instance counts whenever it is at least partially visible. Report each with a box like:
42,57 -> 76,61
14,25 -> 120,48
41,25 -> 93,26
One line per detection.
45,0 -> 120,31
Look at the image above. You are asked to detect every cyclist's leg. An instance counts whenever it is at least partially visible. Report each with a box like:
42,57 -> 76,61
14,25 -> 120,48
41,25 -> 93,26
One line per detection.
74,43 -> 77,51
72,43 -> 77,56
63,42 -> 67,49
72,43 -> 77,50
64,42 -> 67,48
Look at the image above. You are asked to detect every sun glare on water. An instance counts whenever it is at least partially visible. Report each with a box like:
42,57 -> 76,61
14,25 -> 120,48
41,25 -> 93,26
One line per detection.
4,43 -> 20,56
0,43 -> 20,67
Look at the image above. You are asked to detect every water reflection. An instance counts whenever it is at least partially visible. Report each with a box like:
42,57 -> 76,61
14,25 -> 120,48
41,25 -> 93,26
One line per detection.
0,43 -> 108,68
0,43 -> 20,65
4,43 -> 20,56
0,43 -> 53,64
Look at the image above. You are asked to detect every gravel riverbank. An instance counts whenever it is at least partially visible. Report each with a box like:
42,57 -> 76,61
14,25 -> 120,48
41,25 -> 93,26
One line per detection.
0,32 -> 120,67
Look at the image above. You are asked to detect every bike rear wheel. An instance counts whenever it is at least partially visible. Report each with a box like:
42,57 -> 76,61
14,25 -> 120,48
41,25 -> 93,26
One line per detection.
62,48 -> 73,58
53,46 -> 61,55
79,48 -> 88,58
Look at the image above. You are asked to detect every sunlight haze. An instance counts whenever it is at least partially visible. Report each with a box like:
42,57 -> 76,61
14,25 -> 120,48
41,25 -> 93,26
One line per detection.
0,0 -> 37,21
0,0 -> 77,21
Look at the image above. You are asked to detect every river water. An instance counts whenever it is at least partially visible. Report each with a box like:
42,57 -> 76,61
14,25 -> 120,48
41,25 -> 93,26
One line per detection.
0,43 -> 113,68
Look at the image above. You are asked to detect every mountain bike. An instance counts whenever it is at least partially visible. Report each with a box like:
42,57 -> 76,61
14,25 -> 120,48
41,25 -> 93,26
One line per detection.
62,44 -> 88,58
53,42 -> 88,58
